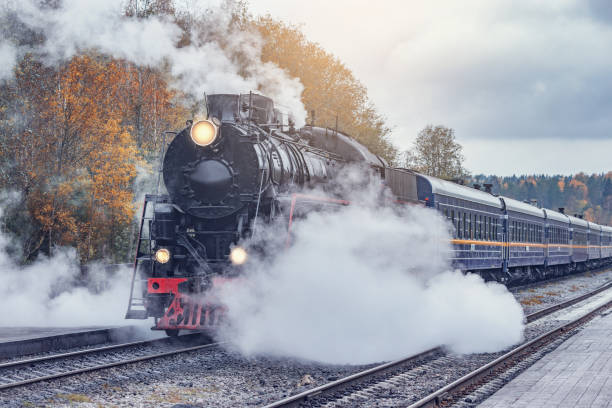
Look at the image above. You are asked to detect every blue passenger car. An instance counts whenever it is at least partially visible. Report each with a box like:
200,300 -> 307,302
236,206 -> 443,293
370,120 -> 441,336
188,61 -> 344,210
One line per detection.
409,172 -> 612,284
602,226 -> 612,259
500,196 -> 546,271
415,175 -> 504,276
568,215 -> 589,264
587,222 -> 602,261
543,209 -> 571,267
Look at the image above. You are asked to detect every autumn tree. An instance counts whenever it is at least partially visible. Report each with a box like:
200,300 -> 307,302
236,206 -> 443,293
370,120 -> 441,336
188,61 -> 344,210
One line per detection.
241,15 -> 397,163
0,54 -> 141,262
405,125 -> 468,179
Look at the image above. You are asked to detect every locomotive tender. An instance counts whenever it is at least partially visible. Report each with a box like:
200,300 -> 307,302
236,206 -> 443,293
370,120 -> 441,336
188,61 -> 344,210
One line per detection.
125,93 -> 612,335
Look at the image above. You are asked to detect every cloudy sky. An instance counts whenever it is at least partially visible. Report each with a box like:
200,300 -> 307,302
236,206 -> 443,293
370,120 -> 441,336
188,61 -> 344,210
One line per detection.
249,0 -> 612,175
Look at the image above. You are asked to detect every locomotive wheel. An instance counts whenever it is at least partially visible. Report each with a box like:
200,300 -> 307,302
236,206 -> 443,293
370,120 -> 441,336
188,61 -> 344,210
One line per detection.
165,329 -> 180,337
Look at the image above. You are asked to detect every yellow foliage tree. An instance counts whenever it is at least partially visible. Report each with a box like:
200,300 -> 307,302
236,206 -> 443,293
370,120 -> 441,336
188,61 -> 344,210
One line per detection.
246,15 -> 397,163
1,54 -> 141,262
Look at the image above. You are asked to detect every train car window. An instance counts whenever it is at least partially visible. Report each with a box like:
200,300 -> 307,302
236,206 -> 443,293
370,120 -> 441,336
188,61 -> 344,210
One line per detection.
527,224 -> 530,243
524,223 -> 527,242
552,227 -> 555,244
492,217 -> 495,240
470,213 -> 476,239
478,215 -> 482,240
471,213 -> 474,240
517,221 -> 520,242
526,224 -> 529,243
555,228 -> 556,244
456,212 -> 460,238
463,213 -> 467,238
457,212 -> 461,238
482,215 -> 486,240
528,224 -> 531,243
551,227 -> 553,244
494,219 -> 497,240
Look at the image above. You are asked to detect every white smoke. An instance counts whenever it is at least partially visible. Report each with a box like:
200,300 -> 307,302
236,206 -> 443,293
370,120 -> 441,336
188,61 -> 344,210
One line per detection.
0,251 -> 134,327
0,197 -> 138,327
2,0 -> 306,125
216,169 -> 525,364
0,41 -> 16,80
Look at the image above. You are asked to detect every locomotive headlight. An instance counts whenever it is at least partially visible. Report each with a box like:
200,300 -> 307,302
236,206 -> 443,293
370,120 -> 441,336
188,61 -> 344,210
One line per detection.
229,246 -> 248,265
190,119 -> 218,146
154,248 -> 171,264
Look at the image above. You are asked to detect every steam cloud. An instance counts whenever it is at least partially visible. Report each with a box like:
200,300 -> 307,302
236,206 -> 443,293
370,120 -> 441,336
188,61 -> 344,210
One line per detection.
1,0 -> 306,125
0,200 -> 135,327
216,169 -> 525,364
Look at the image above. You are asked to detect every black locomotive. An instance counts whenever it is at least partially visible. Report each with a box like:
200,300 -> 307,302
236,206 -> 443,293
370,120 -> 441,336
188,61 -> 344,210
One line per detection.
125,93 -> 391,334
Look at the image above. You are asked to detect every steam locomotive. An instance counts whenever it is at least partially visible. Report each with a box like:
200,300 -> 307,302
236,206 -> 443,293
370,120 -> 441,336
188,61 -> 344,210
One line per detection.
125,93 -> 389,335
125,93 -> 612,335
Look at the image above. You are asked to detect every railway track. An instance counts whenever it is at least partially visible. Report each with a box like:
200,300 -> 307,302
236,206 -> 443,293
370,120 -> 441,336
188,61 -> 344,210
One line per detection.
0,333 -> 218,390
263,281 -> 612,408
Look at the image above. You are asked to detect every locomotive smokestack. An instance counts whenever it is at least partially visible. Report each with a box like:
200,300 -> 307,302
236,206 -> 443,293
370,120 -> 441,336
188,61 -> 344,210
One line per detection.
558,207 -> 565,214
483,183 -> 493,194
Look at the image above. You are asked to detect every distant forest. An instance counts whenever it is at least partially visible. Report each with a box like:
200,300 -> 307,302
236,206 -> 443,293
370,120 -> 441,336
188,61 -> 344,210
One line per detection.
468,173 -> 612,225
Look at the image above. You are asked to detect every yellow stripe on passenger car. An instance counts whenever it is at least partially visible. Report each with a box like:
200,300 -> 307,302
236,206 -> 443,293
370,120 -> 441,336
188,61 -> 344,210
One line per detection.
449,240 -> 607,250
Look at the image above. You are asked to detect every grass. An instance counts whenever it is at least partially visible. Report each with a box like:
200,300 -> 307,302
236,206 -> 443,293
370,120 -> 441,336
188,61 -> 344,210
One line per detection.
520,295 -> 545,305
56,393 -> 92,403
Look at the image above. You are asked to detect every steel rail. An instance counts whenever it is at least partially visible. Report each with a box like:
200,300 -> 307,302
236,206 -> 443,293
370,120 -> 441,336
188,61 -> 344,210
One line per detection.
262,347 -> 442,408
525,280 -> 612,322
0,332 -> 206,369
0,334 -> 218,390
407,299 -> 612,408
263,280 -> 612,408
